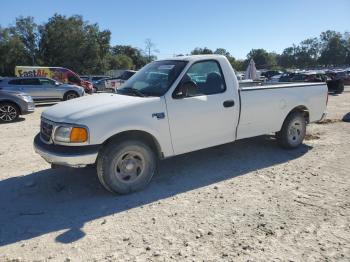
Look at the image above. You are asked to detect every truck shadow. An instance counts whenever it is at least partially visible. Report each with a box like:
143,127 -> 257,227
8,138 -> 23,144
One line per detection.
0,136 -> 311,246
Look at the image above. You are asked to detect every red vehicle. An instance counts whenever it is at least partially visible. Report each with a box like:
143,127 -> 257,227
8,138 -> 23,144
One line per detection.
15,66 -> 94,94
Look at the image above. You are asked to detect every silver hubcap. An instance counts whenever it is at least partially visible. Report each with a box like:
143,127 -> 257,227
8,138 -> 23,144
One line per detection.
0,105 -> 17,122
287,119 -> 304,145
114,151 -> 145,183
67,93 -> 77,100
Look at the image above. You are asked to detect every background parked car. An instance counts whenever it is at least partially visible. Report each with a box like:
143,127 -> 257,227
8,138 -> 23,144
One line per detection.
81,75 -> 111,92
327,70 -> 350,85
0,89 -> 34,122
0,77 -> 85,101
80,75 -> 110,84
279,72 -> 343,94
268,74 -> 282,83
15,66 -> 94,94
105,70 -> 136,91
261,70 -> 283,79
92,77 -> 112,92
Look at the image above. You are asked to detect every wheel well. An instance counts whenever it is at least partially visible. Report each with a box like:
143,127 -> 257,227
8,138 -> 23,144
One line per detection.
0,100 -> 21,114
289,105 -> 310,123
64,90 -> 78,98
102,130 -> 163,159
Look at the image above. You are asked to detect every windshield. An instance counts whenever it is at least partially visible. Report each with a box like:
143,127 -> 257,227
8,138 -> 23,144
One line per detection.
117,60 -> 188,97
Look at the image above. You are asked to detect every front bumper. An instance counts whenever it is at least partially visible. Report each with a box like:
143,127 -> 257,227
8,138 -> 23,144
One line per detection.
33,134 -> 100,168
22,101 -> 35,114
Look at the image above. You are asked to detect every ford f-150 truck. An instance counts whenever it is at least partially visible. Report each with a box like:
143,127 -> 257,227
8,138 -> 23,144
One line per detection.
34,55 -> 328,194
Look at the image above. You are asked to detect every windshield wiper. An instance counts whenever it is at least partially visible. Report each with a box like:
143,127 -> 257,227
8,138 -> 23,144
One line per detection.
117,87 -> 146,97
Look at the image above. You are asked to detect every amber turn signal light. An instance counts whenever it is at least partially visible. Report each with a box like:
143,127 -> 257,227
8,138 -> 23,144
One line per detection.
70,127 -> 88,143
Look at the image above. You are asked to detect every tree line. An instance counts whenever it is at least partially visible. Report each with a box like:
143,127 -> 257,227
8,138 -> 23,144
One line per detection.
189,30 -> 350,71
1,14 -> 349,76
0,15 -> 155,76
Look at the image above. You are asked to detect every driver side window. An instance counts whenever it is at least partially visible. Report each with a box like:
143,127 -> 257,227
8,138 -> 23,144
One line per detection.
179,60 -> 226,97
39,78 -> 55,86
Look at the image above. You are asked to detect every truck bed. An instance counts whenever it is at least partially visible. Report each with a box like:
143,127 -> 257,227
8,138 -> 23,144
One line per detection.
236,82 -> 328,140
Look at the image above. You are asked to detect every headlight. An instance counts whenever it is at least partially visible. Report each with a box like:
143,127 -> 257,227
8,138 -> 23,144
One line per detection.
54,126 -> 88,143
17,94 -> 33,102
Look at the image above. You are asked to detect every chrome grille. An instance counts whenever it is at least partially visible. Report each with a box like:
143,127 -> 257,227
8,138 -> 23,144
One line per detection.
40,119 -> 53,143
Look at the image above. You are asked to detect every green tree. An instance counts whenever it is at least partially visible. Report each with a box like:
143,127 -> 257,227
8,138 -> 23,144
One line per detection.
319,31 -> 347,66
214,48 -> 230,56
106,54 -> 133,70
320,30 -> 342,45
229,59 -> 245,71
190,47 -> 213,55
0,27 -> 29,75
111,45 -> 147,69
292,38 -> 320,68
213,48 -> 241,70
278,46 -> 297,68
39,14 -> 111,74
246,49 -> 277,69
10,16 -> 39,65
345,32 -> 350,65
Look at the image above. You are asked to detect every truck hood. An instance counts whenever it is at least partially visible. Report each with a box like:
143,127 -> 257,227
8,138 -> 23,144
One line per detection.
42,93 -> 161,123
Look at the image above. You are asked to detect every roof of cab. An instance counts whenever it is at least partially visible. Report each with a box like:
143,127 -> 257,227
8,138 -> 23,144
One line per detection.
156,54 -> 226,62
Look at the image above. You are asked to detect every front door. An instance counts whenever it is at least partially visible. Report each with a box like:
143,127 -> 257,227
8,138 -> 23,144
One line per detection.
38,78 -> 61,99
165,60 -> 238,155
19,78 -> 44,99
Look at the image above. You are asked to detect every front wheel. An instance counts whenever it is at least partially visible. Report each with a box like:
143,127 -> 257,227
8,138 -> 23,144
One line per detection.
276,111 -> 306,149
0,102 -> 20,122
97,140 -> 156,194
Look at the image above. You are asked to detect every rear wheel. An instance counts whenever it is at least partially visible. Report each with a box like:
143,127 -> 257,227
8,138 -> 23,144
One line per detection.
0,102 -> 20,122
276,111 -> 306,149
63,91 -> 79,101
97,139 -> 156,194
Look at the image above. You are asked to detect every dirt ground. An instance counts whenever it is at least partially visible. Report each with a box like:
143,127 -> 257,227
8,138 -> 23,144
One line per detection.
0,89 -> 349,262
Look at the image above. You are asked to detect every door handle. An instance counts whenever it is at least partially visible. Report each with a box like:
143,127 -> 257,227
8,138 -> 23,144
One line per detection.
223,100 -> 235,107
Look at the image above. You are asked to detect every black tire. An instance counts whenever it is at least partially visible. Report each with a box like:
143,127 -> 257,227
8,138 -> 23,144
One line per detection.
63,91 -> 79,101
0,102 -> 20,122
276,111 -> 306,149
335,82 -> 344,94
97,139 -> 156,194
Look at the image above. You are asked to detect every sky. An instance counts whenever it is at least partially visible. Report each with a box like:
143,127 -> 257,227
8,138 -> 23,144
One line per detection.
0,0 -> 349,59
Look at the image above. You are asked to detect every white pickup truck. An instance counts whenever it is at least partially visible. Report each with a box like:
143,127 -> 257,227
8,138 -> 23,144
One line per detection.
34,55 -> 328,194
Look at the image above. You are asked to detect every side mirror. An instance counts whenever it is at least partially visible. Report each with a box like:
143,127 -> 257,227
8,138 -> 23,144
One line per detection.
173,81 -> 197,99
55,82 -> 60,86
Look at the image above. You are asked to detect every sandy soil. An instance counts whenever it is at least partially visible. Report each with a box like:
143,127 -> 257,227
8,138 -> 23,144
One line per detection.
0,89 -> 349,261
